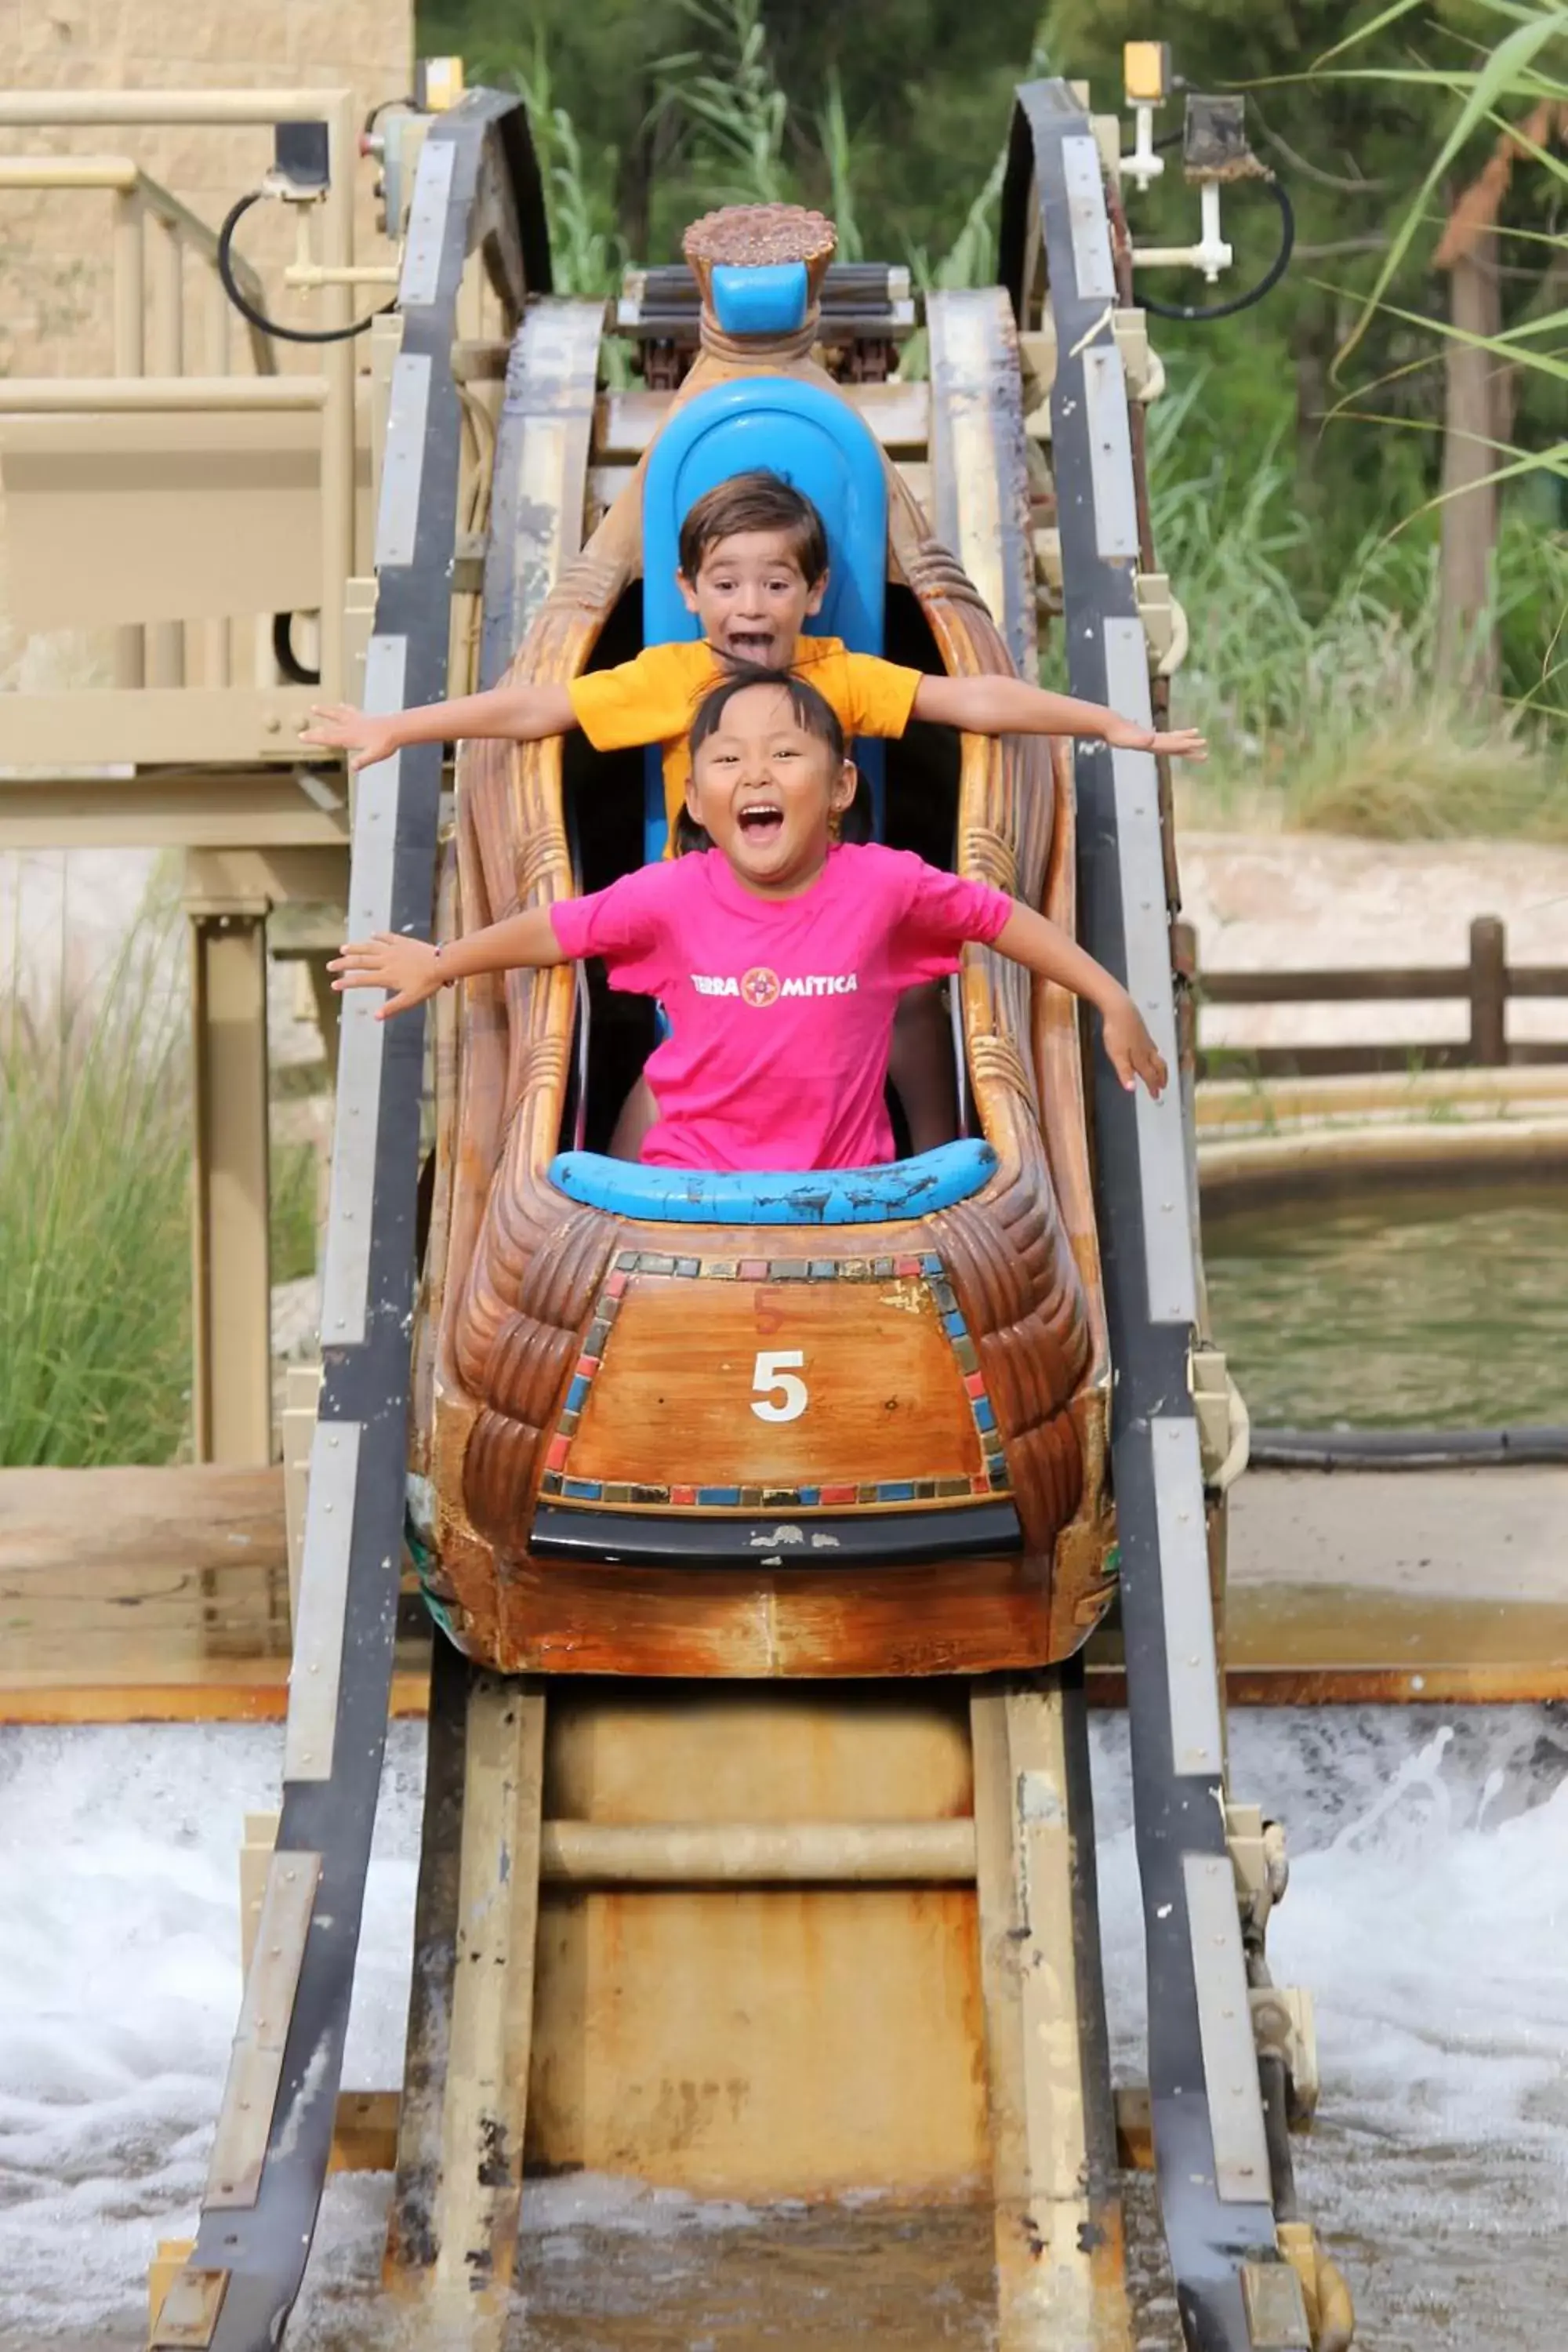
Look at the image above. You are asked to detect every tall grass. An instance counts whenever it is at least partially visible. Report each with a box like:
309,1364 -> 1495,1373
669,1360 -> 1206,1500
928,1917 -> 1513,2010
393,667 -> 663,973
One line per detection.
512,41 -> 626,296
1,905 -> 192,1466
655,0 -> 790,209
815,71 -> 865,265
271,1138 -> 320,1288
1149,368 -> 1568,837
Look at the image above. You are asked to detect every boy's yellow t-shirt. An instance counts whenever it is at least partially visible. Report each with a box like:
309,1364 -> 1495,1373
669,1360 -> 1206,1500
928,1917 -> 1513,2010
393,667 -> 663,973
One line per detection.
566,637 -> 924,837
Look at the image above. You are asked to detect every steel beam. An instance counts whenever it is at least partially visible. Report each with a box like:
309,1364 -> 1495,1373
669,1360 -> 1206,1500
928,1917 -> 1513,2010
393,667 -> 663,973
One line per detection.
189,896 -> 272,1465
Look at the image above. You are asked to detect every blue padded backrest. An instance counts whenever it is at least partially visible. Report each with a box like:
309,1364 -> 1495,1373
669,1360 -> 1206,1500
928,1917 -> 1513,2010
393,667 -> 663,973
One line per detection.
641,375 -> 889,863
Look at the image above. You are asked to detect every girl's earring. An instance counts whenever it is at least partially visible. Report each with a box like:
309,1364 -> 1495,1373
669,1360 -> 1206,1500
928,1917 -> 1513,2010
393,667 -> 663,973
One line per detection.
828,804 -> 844,845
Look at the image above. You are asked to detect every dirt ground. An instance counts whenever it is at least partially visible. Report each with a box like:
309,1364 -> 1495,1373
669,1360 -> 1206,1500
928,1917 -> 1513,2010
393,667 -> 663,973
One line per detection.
1176,832 -> 1568,1054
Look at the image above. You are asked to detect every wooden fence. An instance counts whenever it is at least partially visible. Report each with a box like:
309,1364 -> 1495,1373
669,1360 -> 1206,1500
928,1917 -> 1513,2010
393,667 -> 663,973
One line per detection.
1180,915 -> 1568,1080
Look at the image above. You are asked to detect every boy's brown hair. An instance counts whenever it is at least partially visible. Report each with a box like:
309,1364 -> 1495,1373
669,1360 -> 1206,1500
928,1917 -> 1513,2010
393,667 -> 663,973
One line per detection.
677,469 -> 829,586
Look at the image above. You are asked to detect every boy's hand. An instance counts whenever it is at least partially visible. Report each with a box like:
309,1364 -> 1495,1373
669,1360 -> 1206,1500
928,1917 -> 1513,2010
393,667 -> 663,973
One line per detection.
1101,991 -> 1168,1098
300,703 -> 403,772
329,933 -> 444,1019
1102,714 -> 1207,762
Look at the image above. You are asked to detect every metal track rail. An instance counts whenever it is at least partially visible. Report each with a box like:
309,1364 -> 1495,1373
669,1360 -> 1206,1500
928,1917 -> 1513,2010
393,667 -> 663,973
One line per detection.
381,263 -> 605,2350
1002,81 -> 1298,2352
150,92 -> 548,2352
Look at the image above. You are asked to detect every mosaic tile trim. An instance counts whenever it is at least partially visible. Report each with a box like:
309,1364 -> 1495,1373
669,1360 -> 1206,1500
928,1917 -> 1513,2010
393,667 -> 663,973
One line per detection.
539,1249 -> 1011,1509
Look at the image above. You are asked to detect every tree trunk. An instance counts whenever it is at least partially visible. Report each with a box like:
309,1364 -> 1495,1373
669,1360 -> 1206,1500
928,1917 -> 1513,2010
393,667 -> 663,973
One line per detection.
1438,234 -> 1503,698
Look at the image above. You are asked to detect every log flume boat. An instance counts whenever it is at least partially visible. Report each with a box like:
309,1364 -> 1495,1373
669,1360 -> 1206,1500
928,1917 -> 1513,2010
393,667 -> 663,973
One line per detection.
151,77 -> 1353,2352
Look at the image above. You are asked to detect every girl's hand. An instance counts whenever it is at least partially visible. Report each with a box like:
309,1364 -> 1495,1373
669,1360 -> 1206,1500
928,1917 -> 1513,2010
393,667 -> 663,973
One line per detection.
1102,992 -> 1168,1098
328,933 -> 444,1019
300,703 -> 402,772
1102,714 -> 1207,762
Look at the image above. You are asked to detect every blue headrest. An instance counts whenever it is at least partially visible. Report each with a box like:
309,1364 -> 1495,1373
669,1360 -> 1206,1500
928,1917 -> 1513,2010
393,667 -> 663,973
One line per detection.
711,263 -> 808,336
548,1140 -> 996,1226
641,375 -> 889,860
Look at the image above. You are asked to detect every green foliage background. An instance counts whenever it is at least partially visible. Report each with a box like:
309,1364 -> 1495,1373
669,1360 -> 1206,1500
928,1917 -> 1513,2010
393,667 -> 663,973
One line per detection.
419,0 -> 1049,262
418,0 -> 1566,793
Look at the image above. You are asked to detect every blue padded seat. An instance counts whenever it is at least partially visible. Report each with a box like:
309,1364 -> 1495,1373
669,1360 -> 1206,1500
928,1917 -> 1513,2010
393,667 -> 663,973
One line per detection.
640,374 -> 890,862
547,1138 -> 996,1226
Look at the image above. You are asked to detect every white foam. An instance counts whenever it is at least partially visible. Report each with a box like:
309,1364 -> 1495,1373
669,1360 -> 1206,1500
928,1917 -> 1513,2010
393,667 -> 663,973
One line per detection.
1090,1708 -> 1568,2151
0,1721 -> 423,2343
2,1707 -> 1564,2346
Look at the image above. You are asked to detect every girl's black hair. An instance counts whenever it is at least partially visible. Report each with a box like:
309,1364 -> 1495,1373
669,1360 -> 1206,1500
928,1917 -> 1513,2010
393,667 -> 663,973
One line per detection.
688,660 -> 846,760
677,661 -> 869,854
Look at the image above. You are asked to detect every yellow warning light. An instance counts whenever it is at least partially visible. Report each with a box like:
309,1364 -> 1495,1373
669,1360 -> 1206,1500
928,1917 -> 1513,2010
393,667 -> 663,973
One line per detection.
419,56 -> 466,113
1123,42 -> 1171,106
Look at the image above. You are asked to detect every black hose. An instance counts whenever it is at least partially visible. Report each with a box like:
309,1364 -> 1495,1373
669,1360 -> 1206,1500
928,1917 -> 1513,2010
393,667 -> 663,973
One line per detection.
271,611 -> 320,686
1256,2052 -> 1300,2224
364,94 -> 416,137
1250,1423 -> 1568,1472
1139,172 -> 1295,324
216,187 -> 394,346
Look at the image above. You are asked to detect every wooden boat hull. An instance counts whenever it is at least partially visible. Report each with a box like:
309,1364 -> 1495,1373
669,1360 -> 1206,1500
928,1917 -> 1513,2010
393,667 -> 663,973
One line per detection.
409,334 -> 1114,1677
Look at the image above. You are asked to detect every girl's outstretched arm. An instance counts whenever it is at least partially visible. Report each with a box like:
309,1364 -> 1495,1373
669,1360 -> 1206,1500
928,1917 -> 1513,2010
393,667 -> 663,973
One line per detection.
329,905 -> 568,1019
301,681 -> 579,773
991,900 -> 1169,1097
912,672 -> 1205,762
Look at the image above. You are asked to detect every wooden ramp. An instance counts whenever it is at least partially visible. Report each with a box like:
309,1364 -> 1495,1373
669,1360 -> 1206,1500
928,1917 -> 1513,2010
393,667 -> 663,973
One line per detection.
379,1646 -> 1134,2350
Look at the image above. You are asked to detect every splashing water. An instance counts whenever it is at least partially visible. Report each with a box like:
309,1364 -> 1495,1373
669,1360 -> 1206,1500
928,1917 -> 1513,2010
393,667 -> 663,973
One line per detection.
1,1706 -> 1564,2350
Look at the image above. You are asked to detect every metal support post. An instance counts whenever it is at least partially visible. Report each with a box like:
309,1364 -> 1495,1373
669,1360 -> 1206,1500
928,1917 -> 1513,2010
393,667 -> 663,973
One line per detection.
147,213 -> 186,688
201,266 -> 234,689
189,891 -> 273,1464
111,188 -> 145,688
318,92 -> 358,699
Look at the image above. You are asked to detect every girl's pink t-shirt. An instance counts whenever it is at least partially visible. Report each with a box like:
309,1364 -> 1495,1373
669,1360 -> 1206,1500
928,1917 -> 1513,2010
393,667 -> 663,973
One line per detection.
549,842 -> 1013,1172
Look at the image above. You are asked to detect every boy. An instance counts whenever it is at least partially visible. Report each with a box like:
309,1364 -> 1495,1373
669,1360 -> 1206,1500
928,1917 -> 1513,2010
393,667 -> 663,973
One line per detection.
303,471 -> 1201,1149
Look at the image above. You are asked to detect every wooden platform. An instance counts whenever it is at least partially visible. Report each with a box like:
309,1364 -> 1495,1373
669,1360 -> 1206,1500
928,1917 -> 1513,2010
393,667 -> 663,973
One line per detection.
0,1466 -> 429,1723
2,1461 -> 1565,1721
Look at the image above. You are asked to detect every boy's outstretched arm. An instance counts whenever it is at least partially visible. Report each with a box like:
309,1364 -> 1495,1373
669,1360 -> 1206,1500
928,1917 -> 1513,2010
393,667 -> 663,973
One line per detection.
912,673 -> 1205,761
329,905 -> 567,1018
991,898 -> 1168,1097
301,681 -> 579,773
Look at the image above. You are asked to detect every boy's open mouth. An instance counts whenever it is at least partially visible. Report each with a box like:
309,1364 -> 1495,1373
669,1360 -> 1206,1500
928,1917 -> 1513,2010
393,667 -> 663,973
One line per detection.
736,801 -> 784,843
724,629 -> 776,660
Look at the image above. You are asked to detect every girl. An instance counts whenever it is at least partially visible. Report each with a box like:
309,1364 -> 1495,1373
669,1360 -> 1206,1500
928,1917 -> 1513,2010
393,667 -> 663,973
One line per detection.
329,666 -> 1166,1171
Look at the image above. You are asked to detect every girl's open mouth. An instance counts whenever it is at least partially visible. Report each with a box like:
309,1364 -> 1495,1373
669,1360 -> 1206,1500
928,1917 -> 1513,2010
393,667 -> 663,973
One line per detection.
736,803 -> 784,842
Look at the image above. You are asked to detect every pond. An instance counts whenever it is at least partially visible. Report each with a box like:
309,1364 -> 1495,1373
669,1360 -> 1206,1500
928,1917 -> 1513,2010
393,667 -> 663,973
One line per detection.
1203,1180 -> 1568,1430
